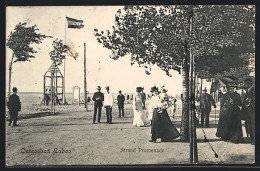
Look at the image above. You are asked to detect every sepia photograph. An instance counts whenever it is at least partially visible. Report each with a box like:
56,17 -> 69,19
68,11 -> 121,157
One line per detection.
5,5 -> 255,166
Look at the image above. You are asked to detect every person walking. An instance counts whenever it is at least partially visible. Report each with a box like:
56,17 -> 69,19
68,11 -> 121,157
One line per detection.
198,87 -> 216,128
218,89 -> 224,103
104,86 -> 114,124
216,84 -> 243,143
242,77 -> 255,145
92,86 -> 104,124
140,87 -> 146,110
149,86 -> 180,142
7,87 -> 21,127
133,87 -> 150,127
117,90 -> 125,117
172,99 -> 177,118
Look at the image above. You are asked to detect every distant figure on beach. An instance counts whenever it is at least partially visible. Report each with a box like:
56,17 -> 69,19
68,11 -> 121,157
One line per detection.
104,86 -> 114,124
133,87 -> 150,127
7,87 -> 21,127
44,88 -> 51,105
172,99 -> 177,118
92,86 -> 104,124
117,90 -> 125,117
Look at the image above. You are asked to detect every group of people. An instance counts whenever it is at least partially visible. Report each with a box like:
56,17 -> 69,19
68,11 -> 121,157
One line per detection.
7,77 -> 255,145
92,86 -> 126,124
195,77 -> 255,145
215,78 -> 255,144
92,85 -> 180,143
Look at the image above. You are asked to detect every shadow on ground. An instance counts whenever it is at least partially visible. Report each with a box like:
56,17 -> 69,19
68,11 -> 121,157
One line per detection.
16,112 -> 61,120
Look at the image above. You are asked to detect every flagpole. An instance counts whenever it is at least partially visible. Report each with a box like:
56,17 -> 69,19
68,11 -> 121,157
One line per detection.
63,17 -> 67,104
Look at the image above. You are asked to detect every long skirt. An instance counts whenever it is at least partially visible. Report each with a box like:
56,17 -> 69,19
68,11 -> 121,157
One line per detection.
133,102 -> 150,127
151,109 -> 180,141
216,103 -> 243,143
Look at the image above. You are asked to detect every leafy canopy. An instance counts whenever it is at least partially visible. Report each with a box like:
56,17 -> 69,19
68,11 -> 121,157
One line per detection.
49,39 -> 67,66
7,22 -> 51,63
94,5 -> 254,78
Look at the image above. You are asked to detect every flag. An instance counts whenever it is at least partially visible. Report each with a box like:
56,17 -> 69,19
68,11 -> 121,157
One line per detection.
66,17 -> 84,29
66,40 -> 79,60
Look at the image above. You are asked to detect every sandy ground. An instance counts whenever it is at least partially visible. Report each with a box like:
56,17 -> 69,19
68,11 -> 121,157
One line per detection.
6,103 -> 254,166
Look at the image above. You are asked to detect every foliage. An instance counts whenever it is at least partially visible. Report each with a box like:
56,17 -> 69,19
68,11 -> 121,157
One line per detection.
94,5 -> 254,78
195,5 -> 255,79
7,22 -> 51,62
49,39 -> 67,66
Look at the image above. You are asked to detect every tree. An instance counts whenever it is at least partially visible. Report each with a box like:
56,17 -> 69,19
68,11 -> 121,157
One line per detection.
48,38 -> 67,114
195,5 -> 255,80
7,22 -> 51,97
49,38 -> 67,66
93,5 -> 254,142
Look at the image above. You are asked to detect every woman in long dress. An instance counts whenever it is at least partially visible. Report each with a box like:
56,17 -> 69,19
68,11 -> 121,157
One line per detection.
133,87 -> 150,127
216,85 -> 243,143
149,86 -> 180,142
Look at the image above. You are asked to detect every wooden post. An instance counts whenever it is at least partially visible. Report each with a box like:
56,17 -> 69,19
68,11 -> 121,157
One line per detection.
51,71 -> 54,114
63,18 -> 67,104
188,8 -> 194,163
193,72 -> 198,163
84,42 -> 87,110
188,7 -> 198,163
43,77 -> 46,105
189,52 -> 194,163
79,87 -> 80,105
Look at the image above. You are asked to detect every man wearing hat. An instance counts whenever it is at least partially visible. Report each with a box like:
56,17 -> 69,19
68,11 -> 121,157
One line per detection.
199,87 -> 216,128
92,86 -> 104,124
242,77 -> 255,145
104,86 -> 114,124
117,90 -> 125,117
7,87 -> 21,127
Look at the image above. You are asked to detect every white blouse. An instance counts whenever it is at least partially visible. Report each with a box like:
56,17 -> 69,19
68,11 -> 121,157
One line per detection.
148,95 -> 162,120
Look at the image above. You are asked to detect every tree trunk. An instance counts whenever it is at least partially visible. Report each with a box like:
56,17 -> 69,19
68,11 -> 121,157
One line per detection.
180,53 -> 189,142
189,49 -> 194,162
8,53 -> 15,98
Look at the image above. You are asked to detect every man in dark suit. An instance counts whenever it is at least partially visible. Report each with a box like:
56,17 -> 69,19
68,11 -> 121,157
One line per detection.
117,90 -> 125,117
7,87 -> 21,127
242,77 -> 255,145
199,87 -> 216,128
92,86 -> 104,124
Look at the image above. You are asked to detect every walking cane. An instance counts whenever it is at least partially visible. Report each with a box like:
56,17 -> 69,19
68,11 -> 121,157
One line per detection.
215,108 -> 216,125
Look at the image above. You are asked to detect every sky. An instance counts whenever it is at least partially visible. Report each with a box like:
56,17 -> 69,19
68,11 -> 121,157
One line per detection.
6,6 -> 211,95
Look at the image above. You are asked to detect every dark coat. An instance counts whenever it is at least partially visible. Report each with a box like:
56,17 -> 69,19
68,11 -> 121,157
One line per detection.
117,94 -> 125,105
199,93 -> 216,113
92,92 -> 104,106
216,92 -> 243,143
8,93 -> 21,112
241,86 -> 255,138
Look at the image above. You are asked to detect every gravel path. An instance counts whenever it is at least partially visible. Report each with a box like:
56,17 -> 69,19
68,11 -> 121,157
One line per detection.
6,106 -> 254,166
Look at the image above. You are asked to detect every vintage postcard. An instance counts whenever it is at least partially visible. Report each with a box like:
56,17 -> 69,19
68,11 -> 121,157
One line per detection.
5,5 -> 255,166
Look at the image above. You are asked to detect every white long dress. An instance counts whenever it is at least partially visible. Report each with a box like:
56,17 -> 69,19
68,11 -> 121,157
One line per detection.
133,93 -> 150,127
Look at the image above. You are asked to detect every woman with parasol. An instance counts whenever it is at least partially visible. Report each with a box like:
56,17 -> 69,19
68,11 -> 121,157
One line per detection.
215,82 -> 243,143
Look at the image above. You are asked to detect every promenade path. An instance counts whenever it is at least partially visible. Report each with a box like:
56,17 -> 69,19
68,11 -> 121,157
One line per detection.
6,104 -> 254,166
